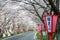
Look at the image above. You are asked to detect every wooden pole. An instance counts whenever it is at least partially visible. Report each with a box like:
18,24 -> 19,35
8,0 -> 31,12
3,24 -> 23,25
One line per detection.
39,31 -> 42,40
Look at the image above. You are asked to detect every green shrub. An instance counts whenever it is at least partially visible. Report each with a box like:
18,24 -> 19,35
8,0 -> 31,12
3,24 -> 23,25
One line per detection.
36,32 -> 47,40
0,38 -> 2,40
36,32 -> 40,40
42,36 -> 47,40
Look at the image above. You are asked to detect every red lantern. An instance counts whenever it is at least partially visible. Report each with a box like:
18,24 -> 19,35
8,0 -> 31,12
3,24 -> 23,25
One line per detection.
37,24 -> 41,32
41,24 -> 44,31
37,28 -> 40,32
10,26 -> 13,34
43,14 -> 53,33
37,24 -> 44,32
43,14 -> 58,40
1,26 -> 4,33
52,15 -> 58,33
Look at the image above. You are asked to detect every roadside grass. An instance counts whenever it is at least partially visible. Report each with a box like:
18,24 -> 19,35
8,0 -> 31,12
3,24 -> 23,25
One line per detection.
1,32 -> 22,40
36,32 -> 47,40
36,32 -> 40,40
42,36 -> 47,40
0,38 -> 3,40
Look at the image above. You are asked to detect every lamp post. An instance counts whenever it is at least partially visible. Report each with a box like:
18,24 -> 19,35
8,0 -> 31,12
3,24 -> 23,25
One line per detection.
43,14 -> 58,40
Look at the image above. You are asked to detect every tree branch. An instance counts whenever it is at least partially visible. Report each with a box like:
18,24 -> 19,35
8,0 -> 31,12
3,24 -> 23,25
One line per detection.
31,4 -> 44,22
48,0 -> 59,14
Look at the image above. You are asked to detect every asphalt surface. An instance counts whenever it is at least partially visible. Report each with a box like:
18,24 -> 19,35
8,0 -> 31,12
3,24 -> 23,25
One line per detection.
3,32 -> 38,40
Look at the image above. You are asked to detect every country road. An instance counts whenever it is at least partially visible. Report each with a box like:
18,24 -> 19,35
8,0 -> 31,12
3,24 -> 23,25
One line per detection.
3,32 -> 38,40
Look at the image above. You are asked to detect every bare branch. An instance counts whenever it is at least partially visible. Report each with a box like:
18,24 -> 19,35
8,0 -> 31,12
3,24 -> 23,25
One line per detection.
43,0 -> 50,8
18,0 -> 47,10
31,4 -> 44,22
23,7 -> 37,15
48,0 -> 59,14
33,0 -> 47,9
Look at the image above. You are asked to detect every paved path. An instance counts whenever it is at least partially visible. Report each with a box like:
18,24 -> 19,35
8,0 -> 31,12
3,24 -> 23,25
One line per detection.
3,32 -> 38,40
